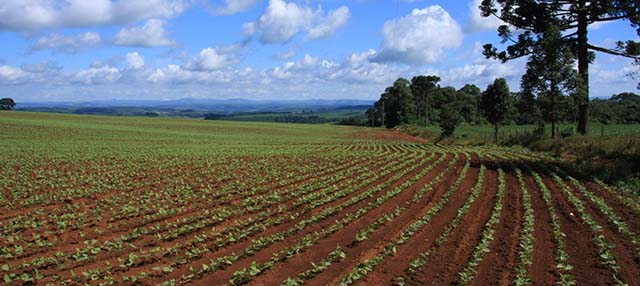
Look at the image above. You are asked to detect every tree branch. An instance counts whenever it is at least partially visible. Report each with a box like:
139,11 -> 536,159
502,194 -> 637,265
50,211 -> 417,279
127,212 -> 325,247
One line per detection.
591,15 -> 628,23
588,44 -> 640,59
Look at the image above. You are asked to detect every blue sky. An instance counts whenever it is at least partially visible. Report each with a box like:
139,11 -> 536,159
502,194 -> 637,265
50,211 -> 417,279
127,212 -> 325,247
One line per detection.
0,0 -> 638,102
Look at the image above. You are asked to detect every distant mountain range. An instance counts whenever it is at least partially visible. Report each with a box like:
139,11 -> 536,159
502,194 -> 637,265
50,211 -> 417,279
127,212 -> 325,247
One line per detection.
14,98 -> 374,121
16,98 -> 373,114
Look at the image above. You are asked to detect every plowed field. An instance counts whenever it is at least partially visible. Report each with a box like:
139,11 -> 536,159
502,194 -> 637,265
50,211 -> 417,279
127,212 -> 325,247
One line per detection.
1,112 -> 638,286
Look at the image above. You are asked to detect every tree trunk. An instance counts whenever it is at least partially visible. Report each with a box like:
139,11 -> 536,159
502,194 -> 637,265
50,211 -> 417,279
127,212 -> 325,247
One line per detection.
425,97 -> 428,126
382,102 -> 385,128
494,124 -> 499,143
577,0 -> 589,135
551,83 -> 557,139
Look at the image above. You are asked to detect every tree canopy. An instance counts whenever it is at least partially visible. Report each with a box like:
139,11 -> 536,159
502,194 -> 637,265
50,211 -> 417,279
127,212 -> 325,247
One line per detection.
480,78 -> 513,142
0,98 -> 16,110
521,25 -> 577,137
368,78 -> 416,128
367,77 -> 482,132
480,0 -> 640,135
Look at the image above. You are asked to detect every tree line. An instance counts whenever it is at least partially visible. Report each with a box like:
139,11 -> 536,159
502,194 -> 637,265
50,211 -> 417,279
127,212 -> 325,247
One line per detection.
479,0 -> 639,135
368,0 -> 640,140
366,75 -> 640,140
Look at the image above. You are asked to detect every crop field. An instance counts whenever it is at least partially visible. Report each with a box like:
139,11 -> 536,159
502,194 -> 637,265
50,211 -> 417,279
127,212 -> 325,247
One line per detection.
0,111 -> 639,286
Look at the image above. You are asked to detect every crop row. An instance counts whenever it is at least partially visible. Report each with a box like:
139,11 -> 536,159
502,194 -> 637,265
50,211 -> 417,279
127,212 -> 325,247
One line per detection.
1,152 -> 400,282
221,152 -> 461,286
164,151 -> 445,285
456,166 -> 506,284
340,153 -> 473,285
397,157 -> 488,285
57,150 -> 440,285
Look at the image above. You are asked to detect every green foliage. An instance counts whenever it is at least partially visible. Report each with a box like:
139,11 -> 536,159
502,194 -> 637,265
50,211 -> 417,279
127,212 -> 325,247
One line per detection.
481,78 -> 513,142
522,25 -> 577,138
376,78 -> 416,128
0,110 -> 636,285
513,91 -> 539,125
480,0 -> 640,134
411,75 -> 441,125
591,92 -> 640,124
0,98 -> 16,110
457,167 -> 506,285
438,103 -> 463,137
368,75 -> 482,132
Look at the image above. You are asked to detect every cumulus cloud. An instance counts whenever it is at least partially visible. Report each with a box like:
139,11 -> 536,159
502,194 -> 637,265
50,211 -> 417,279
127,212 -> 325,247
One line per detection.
307,6 -> 350,40
0,1 -> 105,31
438,61 -> 525,88
3,45 -> 636,102
275,47 -> 296,61
115,19 -> 174,47
374,6 -> 463,64
126,52 -> 145,69
144,64 -> 237,84
466,0 -> 504,33
331,50 -> 406,84
31,32 -> 101,53
250,0 -> 315,43
213,0 -> 261,15
74,64 -> 121,85
263,50 -> 402,85
242,22 -> 257,36
0,65 -> 26,81
244,0 -> 350,44
147,69 -> 166,83
0,0 -> 192,31
184,48 -> 233,71
21,61 -> 62,73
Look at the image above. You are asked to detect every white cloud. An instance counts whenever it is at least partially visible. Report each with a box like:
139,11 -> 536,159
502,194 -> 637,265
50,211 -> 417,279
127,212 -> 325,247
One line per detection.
184,48 -> 232,71
0,0 -> 192,31
0,65 -> 26,81
275,48 -> 297,61
437,61 -> 525,89
264,50 -> 401,85
307,6 -> 350,40
32,32 -> 101,53
242,22 -> 257,36
213,0 -> 261,15
147,69 -> 166,82
374,6 -> 463,64
245,0 -> 350,44
115,19 -> 174,47
145,64 -> 236,84
3,46 -> 637,102
74,64 -> 121,84
21,61 -> 62,73
331,50 -> 406,84
249,0 -> 315,43
126,52 -> 145,69
466,0 -> 504,33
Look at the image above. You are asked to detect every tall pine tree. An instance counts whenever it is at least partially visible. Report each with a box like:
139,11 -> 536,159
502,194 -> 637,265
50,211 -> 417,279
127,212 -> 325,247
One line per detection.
480,0 -> 640,134
521,25 -> 577,138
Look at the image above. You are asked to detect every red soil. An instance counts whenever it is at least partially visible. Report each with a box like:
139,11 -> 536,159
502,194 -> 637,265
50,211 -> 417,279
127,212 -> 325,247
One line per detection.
471,166 -> 523,286
2,140 -> 639,286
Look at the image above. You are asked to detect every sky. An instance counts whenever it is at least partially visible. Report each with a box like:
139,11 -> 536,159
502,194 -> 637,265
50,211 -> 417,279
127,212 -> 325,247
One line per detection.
0,0 -> 638,103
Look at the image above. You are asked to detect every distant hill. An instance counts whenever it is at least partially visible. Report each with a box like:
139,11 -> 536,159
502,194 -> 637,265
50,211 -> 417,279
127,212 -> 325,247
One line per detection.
14,98 -> 373,122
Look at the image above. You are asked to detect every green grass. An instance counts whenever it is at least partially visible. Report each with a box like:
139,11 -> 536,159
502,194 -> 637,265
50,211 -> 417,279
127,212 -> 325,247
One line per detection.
403,123 -> 640,143
0,111 -> 373,159
400,122 -> 640,187
221,109 -> 366,122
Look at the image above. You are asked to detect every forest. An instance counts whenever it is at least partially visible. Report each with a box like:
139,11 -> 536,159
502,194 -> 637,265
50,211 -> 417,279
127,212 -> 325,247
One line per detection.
368,0 -> 640,141
366,76 -> 640,137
